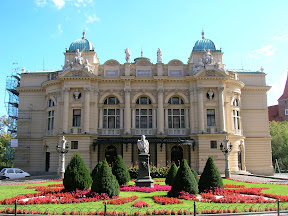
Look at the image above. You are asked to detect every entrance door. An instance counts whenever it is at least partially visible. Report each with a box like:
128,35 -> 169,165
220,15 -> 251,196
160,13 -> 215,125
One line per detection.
45,152 -> 50,172
171,145 -> 183,166
105,145 -> 117,166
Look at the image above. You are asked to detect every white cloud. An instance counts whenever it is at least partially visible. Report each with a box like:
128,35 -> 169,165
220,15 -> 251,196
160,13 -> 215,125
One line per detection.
252,45 -> 278,56
52,0 -> 65,9
35,0 -> 47,7
58,24 -> 63,34
74,3 -> 80,7
272,36 -> 282,41
85,14 -> 100,23
247,53 -> 258,58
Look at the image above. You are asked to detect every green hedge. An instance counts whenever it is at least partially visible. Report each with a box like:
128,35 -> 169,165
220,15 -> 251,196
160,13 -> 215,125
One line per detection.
128,165 -> 169,179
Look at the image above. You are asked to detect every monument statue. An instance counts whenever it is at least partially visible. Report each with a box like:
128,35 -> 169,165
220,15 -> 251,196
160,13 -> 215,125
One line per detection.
137,135 -> 149,153
74,48 -> 85,65
135,135 -> 154,187
157,48 -> 162,63
125,48 -> 131,63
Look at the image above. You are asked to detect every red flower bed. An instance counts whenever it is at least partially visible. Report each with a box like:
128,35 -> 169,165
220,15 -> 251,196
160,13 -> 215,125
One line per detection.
153,196 -> 183,205
120,184 -> 171,192
177,191 -> 199,201
25,186 -> 63,193
224,184 -> 245,188
47,184 -> 63,187
132,200 -> 150,207
106,196 -> 138,205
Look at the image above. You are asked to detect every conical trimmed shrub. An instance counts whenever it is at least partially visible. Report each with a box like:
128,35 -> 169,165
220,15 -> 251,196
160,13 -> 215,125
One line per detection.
198,156 -> 224,193
63,152 -> 92,190
91,161 -> 103,179
169,159 -> 198,195
112,155 -> 130,185
165,163 -> 178,186
191,168 -> 199,184
91,160 -> 120,197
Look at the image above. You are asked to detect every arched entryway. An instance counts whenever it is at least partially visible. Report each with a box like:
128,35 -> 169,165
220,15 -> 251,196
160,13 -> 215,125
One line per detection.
105,145 -> 117,165
171,145 -> 183,166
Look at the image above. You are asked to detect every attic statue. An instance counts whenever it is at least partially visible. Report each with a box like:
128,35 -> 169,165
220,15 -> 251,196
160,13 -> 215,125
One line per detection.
202,48 -> 214,65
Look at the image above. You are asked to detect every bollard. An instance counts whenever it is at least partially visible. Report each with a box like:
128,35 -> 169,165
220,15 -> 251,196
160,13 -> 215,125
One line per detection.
194,200 -> 196,216
277,198 -> 280,216
104,201 -> 107,216
14,200 -> 17,216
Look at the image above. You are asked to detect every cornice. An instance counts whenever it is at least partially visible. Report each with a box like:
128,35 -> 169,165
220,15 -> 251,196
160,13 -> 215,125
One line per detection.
242,85 -> 271,91
16,86 -> 44,92
42,80 -> 61,88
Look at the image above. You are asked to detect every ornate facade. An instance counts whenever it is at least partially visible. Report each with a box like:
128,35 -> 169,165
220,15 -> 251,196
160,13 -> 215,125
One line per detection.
15,31 -> 274,175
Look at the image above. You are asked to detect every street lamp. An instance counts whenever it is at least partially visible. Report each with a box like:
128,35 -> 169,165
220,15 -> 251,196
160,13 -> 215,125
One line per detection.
56,136 -> 69,178
219,136 -> 233,178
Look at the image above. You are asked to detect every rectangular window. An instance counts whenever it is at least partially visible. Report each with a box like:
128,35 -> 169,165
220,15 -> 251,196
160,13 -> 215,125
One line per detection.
285,109 -> 288,115
136,109 -> 152,128
207,109 -> 215,126
103,109 -> 120,128
47,110 -> 54,130
210,141 -> 217,149
73,109 -> 81,127
71,141 -> 78,150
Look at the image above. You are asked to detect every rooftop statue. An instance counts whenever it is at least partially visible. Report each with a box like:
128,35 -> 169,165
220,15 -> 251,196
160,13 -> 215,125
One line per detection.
157,48 -> 162,63
137,135 -> 149,154
125,48 -> 131,63
74,48 -> 85,65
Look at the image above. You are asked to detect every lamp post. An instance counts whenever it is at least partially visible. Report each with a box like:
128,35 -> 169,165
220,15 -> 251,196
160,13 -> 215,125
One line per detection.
219,136 -> 232,178
56,136 -> 69,178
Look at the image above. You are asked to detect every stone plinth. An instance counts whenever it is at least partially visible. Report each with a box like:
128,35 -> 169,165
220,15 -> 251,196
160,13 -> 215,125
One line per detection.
135,153 -> 154,187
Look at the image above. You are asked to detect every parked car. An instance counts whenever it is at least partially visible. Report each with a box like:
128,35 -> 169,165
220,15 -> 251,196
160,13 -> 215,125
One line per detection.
0,168 -> 30,180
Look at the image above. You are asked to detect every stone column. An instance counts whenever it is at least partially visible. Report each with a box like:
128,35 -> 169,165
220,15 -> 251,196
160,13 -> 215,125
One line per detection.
55,91 -> 61,134
152,108 -> 157,129
124,63 -> 130,76
157,88 -> 164,134
218,87 -> 226,132
124,88 -> 131,134
185,108 -> 189,128
62,87 -> 70,133
120,108 -> 124,129
165,108 -> 169,129
93,88 -> 99,134
99,107 -> 103,129
157,63 -> 163,76
84,87 -> 90,133
189,88 -> 195,133
132,108 -> 136,129
197,87 -> 204,133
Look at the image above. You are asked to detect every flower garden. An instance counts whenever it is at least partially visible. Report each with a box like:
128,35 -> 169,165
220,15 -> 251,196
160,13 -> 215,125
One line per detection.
1,154 -> 288,215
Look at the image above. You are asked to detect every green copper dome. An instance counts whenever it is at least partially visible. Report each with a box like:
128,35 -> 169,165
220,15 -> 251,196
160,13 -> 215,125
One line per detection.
192,31 -> 221,53
67,31 -> 94,53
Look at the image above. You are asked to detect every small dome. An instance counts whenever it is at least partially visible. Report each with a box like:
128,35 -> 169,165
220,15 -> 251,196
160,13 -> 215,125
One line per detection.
133,57 -> 150,64
192,31 -> 221,53
67,31 -> 94,53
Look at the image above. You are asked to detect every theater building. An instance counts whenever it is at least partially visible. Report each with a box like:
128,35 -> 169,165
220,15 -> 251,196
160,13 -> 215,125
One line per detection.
15,31 -> 274,175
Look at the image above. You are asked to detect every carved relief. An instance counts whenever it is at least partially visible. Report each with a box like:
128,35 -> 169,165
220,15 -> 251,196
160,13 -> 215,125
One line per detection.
168,59 -> 184,66
130,68 -> 136,76
104,59 -> 120,66
163,66 -> 168,76
205,71 -> 216,76
135,59 -> 151,66
119,67 -> 125,76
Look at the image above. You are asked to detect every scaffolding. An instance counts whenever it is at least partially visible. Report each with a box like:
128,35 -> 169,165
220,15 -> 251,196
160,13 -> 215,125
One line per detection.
5,63 -> 21,136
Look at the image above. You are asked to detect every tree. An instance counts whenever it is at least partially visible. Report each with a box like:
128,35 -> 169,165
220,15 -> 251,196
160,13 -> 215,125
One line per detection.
165,163 -> 178,186
191,168 -> 199,184
169,159 -> 198,196
91,161 -> 103,179
112,155 -> 130,185
63,152 -> 92,191
91,160 -> 120,197
91,162 -> 103,192
0,116 -> 13,169
270,121 -> 288,171
198,156 -> 223,193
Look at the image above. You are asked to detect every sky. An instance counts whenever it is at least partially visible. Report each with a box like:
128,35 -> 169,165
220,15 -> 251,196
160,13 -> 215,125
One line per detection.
1,0 -> 288,118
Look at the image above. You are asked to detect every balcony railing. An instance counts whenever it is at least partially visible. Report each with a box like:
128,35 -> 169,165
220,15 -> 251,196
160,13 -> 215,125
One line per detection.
134,129 -> 153,135
102,129 -> 121,135
167,129 -> 186,135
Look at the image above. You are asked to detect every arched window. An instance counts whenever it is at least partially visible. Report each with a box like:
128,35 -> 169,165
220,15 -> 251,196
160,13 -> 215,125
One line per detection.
168,96 -> 185,128
105,145 -> 117,165
103,97 -> 120,128
48,99 -> 55,107
232,99 -> 241,131
171,145 -> 183,166
47,99 -> 55,135
135,97 -> 152,128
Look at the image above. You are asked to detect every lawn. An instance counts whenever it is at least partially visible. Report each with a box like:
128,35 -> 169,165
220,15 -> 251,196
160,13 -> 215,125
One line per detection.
1,178 -> 288,215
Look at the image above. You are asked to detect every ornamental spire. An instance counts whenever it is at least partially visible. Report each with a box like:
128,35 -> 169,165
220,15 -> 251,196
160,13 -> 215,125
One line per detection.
201,30 -> 205,39
82,30 -> 86,39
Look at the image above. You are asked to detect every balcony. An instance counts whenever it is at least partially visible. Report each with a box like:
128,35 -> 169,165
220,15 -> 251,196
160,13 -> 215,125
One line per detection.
102,129 -> 121,135
167,129 -> 187,135
71,127 -> 82,134
134,129 -> 153,135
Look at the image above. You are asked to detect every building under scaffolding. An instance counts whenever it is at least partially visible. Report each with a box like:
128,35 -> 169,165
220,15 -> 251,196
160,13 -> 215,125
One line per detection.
5,63 -> 21,136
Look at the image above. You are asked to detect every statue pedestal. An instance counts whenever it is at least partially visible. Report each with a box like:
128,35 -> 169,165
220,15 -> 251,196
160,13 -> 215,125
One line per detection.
135,153 -> 154,187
